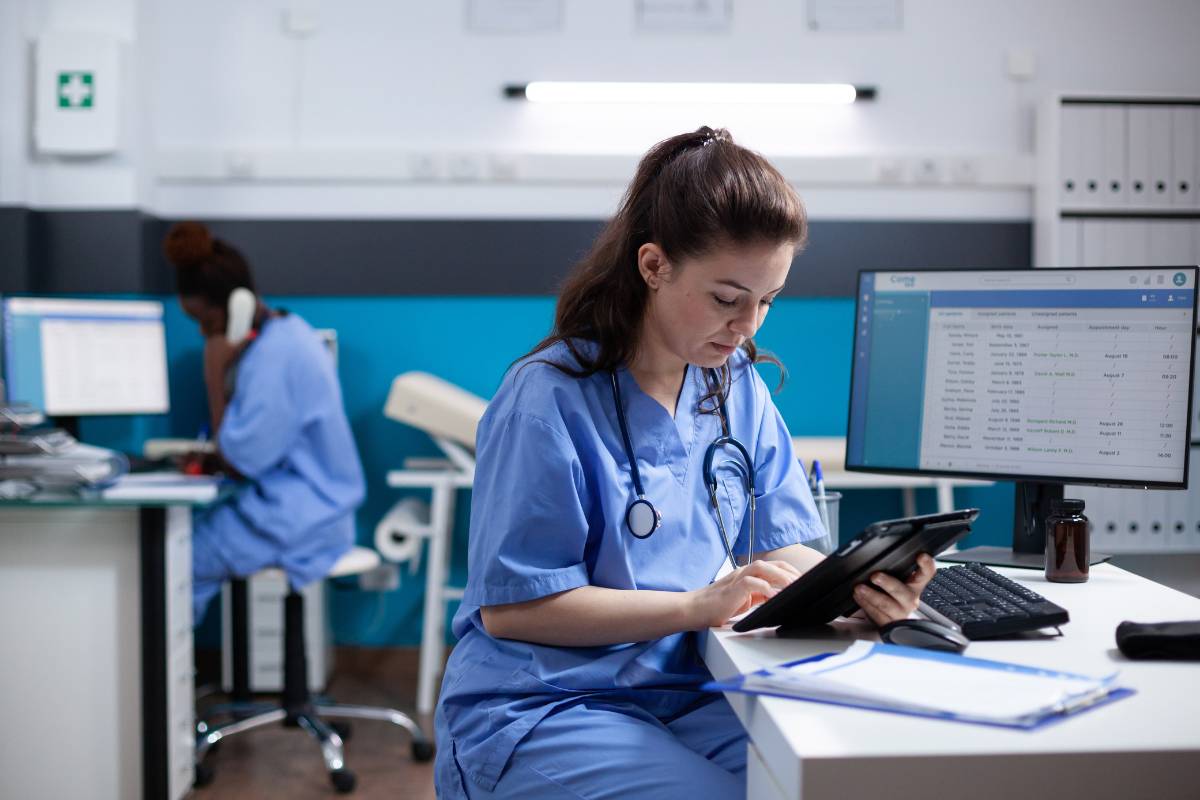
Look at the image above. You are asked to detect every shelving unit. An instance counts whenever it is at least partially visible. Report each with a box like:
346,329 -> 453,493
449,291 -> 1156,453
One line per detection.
1036,95 -> 1200,554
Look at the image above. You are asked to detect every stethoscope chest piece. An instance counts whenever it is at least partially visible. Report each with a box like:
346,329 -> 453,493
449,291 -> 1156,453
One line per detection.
625,497 -> 662,539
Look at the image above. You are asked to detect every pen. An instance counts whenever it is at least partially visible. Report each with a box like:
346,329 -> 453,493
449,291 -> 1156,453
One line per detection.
813,459 -> 831,537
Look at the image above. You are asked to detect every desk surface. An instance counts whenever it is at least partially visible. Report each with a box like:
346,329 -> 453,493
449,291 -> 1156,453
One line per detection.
818,470 -> 992,490
703,562 -> 1200,798
0,473 -> 229,508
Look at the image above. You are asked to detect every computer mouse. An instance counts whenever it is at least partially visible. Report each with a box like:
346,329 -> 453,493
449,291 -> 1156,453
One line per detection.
879,619 -> 970,653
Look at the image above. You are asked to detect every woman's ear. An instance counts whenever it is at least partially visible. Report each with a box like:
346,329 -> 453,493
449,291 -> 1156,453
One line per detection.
637,243 -> 672,290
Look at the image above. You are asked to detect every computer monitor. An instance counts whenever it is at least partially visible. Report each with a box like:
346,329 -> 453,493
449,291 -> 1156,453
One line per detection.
2,297 -> 170,417
846,267 -> 1198,567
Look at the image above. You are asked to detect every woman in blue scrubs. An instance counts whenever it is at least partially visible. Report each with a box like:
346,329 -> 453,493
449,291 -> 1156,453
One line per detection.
435,128 -> 936,799
163,222 -> 365,622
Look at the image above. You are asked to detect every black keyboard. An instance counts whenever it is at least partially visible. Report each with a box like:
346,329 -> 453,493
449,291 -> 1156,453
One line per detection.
921,562 -> 1070,639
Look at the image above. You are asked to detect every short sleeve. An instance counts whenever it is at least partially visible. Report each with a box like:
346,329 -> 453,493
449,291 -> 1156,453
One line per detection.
737,384 -> 827,556
462,411 -> 592,607
219,358 -> 303,479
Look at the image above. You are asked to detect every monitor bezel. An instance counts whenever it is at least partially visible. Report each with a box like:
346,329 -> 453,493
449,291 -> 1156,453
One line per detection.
844,265 -> 1199,491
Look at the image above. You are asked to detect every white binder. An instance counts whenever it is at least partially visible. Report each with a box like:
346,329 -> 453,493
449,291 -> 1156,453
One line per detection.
1148,220 -> 1193,265
1148,107 -> 1174,207
1077,106 -> 1106,209
1113,220 -> 1150,266
1080,220 -> 1108,265
1128,107 -> 1154,208
1059,105 -> 1085,207
1057,220 -> 1080,268
1143,487 -> 1169,547
1119,486 -> 1147,551
1101,105 -> 1128,208
1170,106 -> 1198,209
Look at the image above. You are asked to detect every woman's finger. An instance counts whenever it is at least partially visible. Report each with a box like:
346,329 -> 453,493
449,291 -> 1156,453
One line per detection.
854,583 -> 905,623
764,559 -> 803,578
744,560 -> 799,589
740,575 -> 775,602
869,571 -> 917,609
906,554 -> 936,588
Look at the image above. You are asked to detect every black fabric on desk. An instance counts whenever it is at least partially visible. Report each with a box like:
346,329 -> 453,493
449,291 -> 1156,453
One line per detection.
1116,620 -> 1200,660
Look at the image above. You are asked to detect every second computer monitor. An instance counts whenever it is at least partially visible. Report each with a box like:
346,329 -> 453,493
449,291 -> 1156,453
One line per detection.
2,297 -> 170,416
848,266 -> 1198,566
847,267 -> 1197,490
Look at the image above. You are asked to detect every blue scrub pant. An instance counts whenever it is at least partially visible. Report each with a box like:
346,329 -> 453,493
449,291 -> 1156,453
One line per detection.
192,507 -> 236,622
439,694 -> 747,799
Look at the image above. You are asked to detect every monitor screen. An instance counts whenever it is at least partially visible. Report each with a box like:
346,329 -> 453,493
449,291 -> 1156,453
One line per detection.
846,267 -> 1198,489
2,297 -> 170,415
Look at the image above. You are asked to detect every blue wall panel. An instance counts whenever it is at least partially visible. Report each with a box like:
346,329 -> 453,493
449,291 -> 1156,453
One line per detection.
73,294 -> 1014,646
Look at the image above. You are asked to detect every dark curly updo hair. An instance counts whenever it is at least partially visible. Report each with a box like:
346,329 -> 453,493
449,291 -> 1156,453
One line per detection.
163,221 -> 255,308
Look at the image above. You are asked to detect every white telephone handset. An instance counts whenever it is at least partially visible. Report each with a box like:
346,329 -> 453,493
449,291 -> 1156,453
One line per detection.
225,287 -> 256,345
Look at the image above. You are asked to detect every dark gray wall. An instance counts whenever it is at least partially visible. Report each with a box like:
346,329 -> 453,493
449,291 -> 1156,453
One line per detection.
1,208 -> 1031,296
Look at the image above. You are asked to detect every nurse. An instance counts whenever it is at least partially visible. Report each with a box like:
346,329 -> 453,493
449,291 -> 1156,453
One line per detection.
163,222 -> 366,622
435,127 -> 936,799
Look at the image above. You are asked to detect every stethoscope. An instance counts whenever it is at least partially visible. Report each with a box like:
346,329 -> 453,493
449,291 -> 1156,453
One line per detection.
610,368 -> 756,570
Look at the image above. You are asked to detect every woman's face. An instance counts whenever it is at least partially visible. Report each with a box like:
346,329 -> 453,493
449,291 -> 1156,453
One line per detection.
640,238 -> 794,369
180,295 -> 226,339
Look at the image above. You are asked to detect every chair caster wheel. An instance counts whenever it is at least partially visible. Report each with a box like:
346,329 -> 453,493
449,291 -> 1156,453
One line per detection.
330,768 -> 357,793
194,761 -> 215,788
411,740 -> 435,762
331,720 -> 353,741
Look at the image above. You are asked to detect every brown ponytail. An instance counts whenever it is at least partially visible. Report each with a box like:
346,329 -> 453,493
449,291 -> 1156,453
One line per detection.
522,126 -> 807,402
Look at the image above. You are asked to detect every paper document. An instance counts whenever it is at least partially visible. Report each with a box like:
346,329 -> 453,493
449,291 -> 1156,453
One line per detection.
100,472 -> 222,502
709,640 -> 1130,729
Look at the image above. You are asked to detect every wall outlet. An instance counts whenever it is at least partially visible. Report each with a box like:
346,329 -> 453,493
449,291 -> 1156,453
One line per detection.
447,153 -> 483,181
409,153 -> 444,181
949,158 -> 980,184
876,159 -> 904,183
912,158 -> 942,184
359,562 -> 400,591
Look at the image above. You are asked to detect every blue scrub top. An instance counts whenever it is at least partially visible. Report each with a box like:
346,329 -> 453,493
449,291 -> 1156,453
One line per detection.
438,340 -> 824,792
211,313 -> 365,589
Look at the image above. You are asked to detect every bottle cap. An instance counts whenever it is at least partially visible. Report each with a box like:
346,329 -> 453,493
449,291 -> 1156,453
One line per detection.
1052,497 -> 1085,514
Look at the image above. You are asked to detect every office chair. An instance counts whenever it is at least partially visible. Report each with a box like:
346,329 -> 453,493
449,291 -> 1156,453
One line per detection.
193,546 -> 434,794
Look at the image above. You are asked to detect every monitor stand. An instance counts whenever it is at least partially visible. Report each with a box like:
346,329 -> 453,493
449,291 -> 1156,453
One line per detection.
940,481 -> 1110,570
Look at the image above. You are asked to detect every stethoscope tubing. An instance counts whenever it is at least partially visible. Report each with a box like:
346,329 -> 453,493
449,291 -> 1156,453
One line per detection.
610,367 -> 756,567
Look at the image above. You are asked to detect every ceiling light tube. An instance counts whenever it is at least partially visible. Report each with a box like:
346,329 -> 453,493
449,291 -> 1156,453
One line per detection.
504,82 -> 874,104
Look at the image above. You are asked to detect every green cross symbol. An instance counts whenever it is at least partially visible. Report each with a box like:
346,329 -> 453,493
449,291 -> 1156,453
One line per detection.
57,72 -> 94,109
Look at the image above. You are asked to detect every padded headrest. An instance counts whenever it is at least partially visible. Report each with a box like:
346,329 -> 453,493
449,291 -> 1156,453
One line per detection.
384,372 -> 488,450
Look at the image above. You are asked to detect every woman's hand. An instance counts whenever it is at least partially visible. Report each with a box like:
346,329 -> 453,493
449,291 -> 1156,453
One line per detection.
852,553 -> 937,627
688,559 -> 802,629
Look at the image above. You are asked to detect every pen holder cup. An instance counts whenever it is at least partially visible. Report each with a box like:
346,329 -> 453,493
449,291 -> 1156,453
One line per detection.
809,491 -> 841,555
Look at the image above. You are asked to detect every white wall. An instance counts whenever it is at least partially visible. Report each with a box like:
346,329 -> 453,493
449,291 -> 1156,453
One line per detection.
3,0 -> 1199,218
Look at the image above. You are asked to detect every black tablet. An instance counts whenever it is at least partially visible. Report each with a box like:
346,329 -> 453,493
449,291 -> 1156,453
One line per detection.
732,508 -> 980,634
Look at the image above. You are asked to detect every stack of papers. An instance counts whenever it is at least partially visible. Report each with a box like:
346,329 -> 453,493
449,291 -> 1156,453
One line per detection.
0,441 -> 127,488
706,640 -> 1130,729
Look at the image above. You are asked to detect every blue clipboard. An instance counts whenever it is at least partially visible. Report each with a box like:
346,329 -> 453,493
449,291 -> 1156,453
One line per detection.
702,643 -> 1135,730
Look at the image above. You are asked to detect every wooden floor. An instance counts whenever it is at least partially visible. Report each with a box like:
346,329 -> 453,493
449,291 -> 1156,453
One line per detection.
192,648 -> 436,799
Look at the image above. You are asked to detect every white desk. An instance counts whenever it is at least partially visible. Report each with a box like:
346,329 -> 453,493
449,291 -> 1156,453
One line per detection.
703,563 -> 1200,800
0,494 -> 218,800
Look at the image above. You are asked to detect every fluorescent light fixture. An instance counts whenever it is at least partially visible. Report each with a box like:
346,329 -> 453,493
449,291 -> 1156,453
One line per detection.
504,82 -> 875,104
